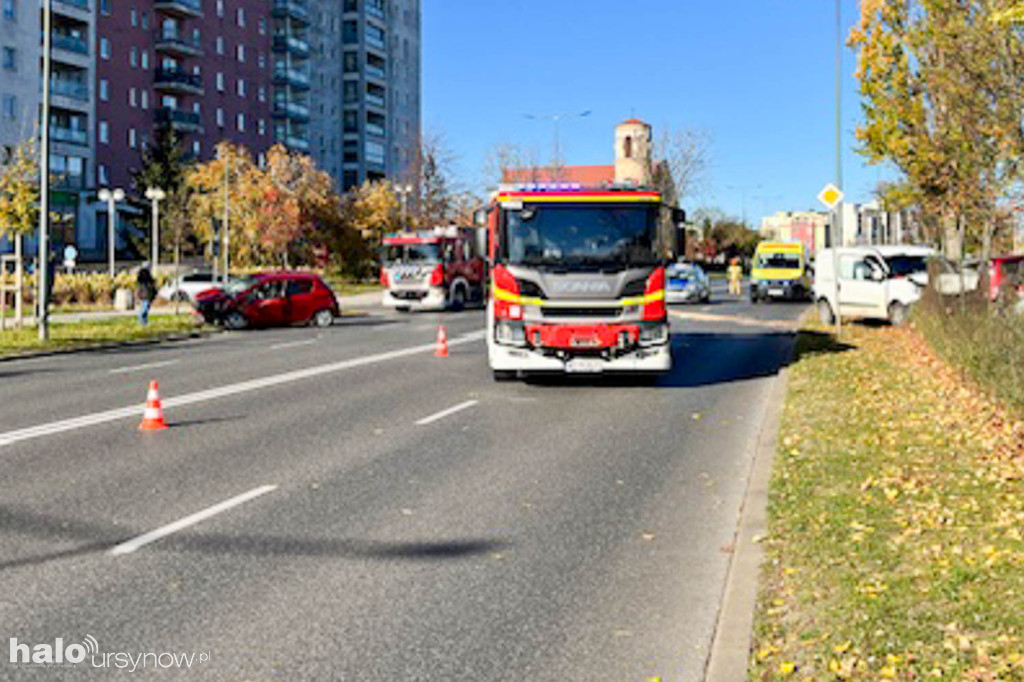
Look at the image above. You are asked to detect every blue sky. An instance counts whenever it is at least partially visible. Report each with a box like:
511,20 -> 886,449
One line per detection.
422,0 -> 895,223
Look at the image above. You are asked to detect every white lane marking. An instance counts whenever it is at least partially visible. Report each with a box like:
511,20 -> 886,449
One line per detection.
109,359 -> 180,375
109,485 -> 278,556
0,330 -> 487,448
270,339 -> 317,350
415,399 -> 479,426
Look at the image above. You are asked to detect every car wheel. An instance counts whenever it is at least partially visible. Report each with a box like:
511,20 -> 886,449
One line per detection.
493,370 -> 516,382
313,308 -> 334,328
450,286 -> 466,311
817,299 -> 835,326
224,311 -> 248,330
888,301 -> 909,326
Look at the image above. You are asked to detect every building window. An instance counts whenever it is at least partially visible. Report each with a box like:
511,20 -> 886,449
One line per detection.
216,0 -> 223,18
258,86 -> 265,102
236,79 -> 245,97
1,0 -> 14,21
128,128 -> 137,148
236,7 -> 244,26
99,79 -> 108,101
258,118 -> 265,135
98,121 -> 108,143
258,52 -> 265,68
215,36 -> 224,55
98,164 -> 108,185
236,44 -> 244,62
129,87 -> 136,107
236,113 -> 244,132
141,50 -> 148,69
192,140 -> 200,156
216,108 -> 224,127
141,10 -> 148,29
258,18 -> 266,36
1,94 -> 15,120
141,90 -> 148,109
1,47 -> 14,70
130,47 -> 137,67
130,7 -> 136,26
100,38 -> 110,59
100,0 -> 109,15
216,72 -> 224,91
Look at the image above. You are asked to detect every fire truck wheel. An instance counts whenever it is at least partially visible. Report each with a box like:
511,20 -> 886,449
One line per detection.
492,370 -> 516,382
451,285 -> 466,311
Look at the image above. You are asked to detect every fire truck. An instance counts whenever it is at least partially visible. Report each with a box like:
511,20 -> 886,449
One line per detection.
485,183 -> 685,380
380,226 -> 486,311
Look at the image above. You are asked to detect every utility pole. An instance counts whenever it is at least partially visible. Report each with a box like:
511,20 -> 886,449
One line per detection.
37,0 -> 52,340
832,0 -> 844,336
145,187 -> 166,267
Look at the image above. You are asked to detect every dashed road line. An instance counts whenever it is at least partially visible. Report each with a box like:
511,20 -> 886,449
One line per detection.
415,399 -> 479,426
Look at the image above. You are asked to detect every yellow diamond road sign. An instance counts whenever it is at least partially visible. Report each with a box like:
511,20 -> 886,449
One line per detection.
818,184 -> 844,210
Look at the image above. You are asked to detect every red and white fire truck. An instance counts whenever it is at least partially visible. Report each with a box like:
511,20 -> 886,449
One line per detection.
485,183 -> 685,380
380,226 -> 486,311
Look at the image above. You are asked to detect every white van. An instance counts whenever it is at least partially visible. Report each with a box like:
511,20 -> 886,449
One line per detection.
814,246 -> 932,325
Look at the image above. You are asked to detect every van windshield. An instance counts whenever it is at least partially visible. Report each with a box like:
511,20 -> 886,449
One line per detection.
383,243 -> 441,264
885,255 -> 928,277
755,253 -> 801,270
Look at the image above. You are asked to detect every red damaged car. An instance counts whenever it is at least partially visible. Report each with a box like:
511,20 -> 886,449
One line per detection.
194,272 -> 340,329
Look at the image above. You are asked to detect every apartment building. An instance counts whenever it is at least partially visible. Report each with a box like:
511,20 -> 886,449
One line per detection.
310,0 -> 420,192
272,0 -> 311,154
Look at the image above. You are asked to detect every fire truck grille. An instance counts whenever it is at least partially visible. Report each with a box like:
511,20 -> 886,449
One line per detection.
542,306 -> 623,319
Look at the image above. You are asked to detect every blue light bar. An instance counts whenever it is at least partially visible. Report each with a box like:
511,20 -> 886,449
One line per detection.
514,182 -> 583,192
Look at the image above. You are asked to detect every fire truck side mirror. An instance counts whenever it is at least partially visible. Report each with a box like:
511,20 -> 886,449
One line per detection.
672,207 -> 686,226
473,207 -> 488,227
474,228 -> 488,261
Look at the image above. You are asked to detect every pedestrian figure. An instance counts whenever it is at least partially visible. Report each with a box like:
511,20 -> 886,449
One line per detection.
137,263 -> 156,326
727,257 -> 743,296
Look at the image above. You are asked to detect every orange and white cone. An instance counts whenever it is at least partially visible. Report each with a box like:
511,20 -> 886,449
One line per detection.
138,380 -> 169,431
435,325 -> 449,357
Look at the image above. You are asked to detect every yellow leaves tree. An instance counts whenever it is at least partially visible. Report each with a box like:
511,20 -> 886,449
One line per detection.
0,137 -> 39,326
187,142 -> 260,267
343,179 -> 399,249
850,0 -> 1024,264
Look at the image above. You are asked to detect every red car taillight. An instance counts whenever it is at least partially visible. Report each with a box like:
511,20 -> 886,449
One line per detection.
429,263 -> 444,287
379,267 -> 390,288
642,267 -> 666,321
492,264 -> 523,320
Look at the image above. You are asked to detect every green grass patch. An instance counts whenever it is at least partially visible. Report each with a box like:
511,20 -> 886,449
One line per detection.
751,321 -> 1024,680
0,315 -> 208,357
322,278 -> 381,297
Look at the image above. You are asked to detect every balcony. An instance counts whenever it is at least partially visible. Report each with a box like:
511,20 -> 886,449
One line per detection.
50,127 -> 88,145
51,174 -> 85,191
285,135 -> 310,152
272,101 -> 310,122
271,0 -> 309,26
54,0 -> 89,10
155,107 -> 203,133
50,79 -> 89,101
273,67 -> 310,90
365,63 -> 385,80
365,123 -> 384,138
50,33 -> 89,55
154,0 -> 202,19
155,29 -> 203,57
365,92 -> 385,108
154,68 -> 204,95
272,35 -> 310,58
366,2 -> 385,20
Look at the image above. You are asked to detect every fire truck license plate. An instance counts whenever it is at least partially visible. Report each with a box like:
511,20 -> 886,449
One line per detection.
565,358 -> 604,374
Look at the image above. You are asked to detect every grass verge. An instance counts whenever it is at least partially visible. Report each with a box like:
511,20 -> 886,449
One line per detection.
0,315 -> 208,358
750,320 -> 1024,680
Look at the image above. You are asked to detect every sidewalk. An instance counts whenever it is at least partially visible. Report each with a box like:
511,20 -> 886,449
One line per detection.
10,290 -> 384,327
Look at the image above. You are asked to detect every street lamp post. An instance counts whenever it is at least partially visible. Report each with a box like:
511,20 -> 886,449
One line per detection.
397,184 -> 412,229
145,187 -> 166,268
98,187 -> 125,276
524,110 -> 591,177
37,0 -> 52,341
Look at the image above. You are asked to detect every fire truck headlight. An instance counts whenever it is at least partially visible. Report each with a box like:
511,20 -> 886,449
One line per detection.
495,321 -> 527,347
638,323 -> 669,346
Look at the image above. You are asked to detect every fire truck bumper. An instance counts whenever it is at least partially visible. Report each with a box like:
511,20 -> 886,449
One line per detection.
488,341 -> 672,374
382,287 -> 447,311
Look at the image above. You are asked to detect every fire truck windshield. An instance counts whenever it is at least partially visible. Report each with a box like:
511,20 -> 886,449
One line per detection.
505,203 -> 659,270
383,242 -> 441,264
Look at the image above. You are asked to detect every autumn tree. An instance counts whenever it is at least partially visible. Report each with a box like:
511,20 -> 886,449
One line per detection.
649,126 -> 711,207
343,179 -> 399,251
850,0 -> 1024,266
0,137 -> 38,326
417,132 -> 457,227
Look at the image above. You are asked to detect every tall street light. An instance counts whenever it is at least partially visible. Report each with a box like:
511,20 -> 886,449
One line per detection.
524,110 -> 591,175
37,0 -> 52,340
98,187 -> 125,276
396,183 -> 413,229
145,187 -> 166,268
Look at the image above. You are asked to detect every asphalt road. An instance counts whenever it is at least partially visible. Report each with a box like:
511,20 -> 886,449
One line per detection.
0,280 -> 806,681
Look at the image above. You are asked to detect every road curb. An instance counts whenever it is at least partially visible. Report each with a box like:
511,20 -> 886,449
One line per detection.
0,329 -> 219,363
704,361 -> 792,681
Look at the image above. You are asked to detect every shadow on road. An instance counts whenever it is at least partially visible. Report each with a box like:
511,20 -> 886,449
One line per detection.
0,504 -> 507,569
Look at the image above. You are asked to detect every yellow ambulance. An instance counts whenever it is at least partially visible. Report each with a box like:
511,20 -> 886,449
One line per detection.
750,241 -> 812,302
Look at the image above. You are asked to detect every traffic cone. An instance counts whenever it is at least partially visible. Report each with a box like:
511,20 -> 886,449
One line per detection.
138,380 -> 169,431
435,325 -> 449,357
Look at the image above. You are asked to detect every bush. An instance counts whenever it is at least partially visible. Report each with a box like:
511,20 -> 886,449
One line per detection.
914,287 -> 1024,414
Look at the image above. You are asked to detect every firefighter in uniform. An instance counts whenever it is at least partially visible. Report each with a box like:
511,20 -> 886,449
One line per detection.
727,257 -> 743,296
